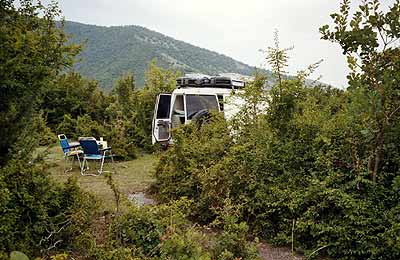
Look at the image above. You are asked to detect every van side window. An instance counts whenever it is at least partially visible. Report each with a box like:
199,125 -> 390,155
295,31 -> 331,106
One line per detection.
186,95 -> 219,119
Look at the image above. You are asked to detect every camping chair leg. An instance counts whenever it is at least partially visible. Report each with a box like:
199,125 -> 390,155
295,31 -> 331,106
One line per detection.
71,156 -> 75,168
64,155 -> 73,173
76,153 -> 82,170
63,156 -> 67,173
84,159 -> 89,171
80,158 -> 88,175
81,159 -> 98,176
96,151 -> 115,175
98,154 -> 106,175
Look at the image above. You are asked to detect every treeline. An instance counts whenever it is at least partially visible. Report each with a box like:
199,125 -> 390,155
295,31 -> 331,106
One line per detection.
39,61 -> 178,158
152,0 -> 400,259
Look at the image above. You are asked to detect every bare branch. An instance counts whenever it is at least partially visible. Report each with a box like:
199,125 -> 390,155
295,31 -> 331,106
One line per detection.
387,104 -> 400,121
47,240 -> 63,251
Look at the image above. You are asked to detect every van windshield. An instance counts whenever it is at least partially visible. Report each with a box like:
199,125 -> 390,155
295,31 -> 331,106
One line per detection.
186,95 -> 219,119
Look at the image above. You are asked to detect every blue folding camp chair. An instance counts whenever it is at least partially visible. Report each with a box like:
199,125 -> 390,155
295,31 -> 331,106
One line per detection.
79,138 -> 115,176
58,134 -> 82,173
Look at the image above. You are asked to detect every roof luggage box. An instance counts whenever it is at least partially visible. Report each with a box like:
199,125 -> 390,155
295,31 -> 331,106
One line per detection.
176,75 -> 246,89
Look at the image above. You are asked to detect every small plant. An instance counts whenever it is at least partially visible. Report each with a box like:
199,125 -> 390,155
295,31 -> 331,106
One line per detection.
159,228 -> 212,260
109,198 -> 193,257
212,200 -> 261,260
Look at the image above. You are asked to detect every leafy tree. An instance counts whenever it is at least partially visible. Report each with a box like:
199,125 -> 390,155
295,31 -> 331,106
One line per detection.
0,2 -> 97,258
42,72 -> 108,130
0,0 -> 80,164
105,73 -> 138,159
320,0 -> 400,182
132,60 -> 179,150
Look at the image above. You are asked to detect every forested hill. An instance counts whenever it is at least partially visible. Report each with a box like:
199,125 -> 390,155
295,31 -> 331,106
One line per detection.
63,21 -> 265,89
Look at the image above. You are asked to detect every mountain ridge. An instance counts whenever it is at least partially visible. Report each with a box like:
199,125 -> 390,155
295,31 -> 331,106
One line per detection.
63,21 -> 268,89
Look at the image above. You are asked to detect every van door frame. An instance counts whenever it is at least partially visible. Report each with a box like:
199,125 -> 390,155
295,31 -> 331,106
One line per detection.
152,93 -> 172,144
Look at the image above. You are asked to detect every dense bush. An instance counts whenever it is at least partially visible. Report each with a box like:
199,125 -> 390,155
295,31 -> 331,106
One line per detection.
0,159 -> 98,258
152,1 -> 400,255
110,198 -> 193,257
102,197 -> 259,260
153,73 -> 400,259
152,113 -> 233,222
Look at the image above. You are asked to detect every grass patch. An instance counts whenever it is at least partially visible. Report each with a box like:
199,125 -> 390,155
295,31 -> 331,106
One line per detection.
40,144 -> 158,211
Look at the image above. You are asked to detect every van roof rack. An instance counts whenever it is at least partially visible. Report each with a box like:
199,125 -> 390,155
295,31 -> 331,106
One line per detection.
176,75 -> 246,89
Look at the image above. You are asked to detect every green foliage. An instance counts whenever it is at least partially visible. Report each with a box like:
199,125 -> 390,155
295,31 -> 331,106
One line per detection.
153,2 -> 400,256
103,197 -> 258,260
0,1 -> 80,165
152,113 -> 233,221
212,200 -> 260,260
49,253 -> 69,260
34,112 -> 58,146
264,30 -> 293,87
43,72 -> 108,131
320,0 -> 400,182
0,2 -> 101,258
159,228 -> 211,260
90,247 -> 136,260
110,198 -> 192,257
0,159 -> 98,257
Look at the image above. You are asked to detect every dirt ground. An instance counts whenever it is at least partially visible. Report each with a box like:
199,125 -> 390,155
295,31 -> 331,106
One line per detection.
258,243 -> 304,260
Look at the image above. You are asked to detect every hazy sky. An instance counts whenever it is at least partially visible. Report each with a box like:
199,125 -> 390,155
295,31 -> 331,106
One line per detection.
54,0 -> 381,88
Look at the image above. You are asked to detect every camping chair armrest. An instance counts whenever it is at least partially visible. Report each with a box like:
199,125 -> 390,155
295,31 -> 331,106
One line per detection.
67,144 -> 81,149
100,147 -> 112,152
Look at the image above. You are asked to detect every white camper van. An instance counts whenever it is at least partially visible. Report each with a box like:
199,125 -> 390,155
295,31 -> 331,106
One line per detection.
152,74 -> 248,146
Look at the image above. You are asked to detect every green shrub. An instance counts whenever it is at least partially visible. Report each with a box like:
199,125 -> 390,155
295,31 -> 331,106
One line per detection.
110,198 -> 193,257
0,159 -> 98,258
9,251 -> 29,260
211,200 -> 260,260
151,113 -> 232,221
104,119 -> 137,160
56,114 -> 78,138
33,112 -> 57,146
88,247 -> 140,260
152,78 -> 400,259
159,228 -> 212,260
